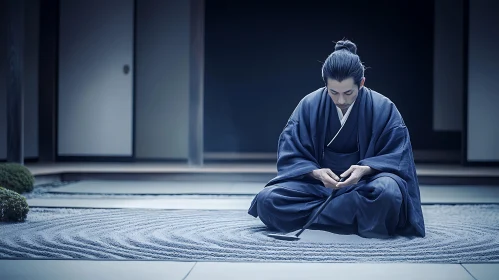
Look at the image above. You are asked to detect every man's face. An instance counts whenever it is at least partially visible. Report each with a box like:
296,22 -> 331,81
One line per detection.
326,77 -> 365,110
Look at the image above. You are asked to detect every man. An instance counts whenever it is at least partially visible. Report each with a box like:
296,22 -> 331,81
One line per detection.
248,40 -> 425,238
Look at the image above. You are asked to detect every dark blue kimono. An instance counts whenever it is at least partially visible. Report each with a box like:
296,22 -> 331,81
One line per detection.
248,86 -> 425,238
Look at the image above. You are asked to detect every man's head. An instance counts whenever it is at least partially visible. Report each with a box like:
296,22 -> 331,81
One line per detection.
326,77 -> 364,110
322,39 -> 366,109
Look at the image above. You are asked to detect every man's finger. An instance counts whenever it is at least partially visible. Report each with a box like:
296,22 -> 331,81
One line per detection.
325,169 -> 340,181
322,176 -> 338,187
340,166 -> 355,178
336,175 -> 358,188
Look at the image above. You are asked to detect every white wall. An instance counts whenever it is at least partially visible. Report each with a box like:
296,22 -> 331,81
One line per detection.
57,0 -> 190,159
467,0 -> 499,162
134,0 -> 190,159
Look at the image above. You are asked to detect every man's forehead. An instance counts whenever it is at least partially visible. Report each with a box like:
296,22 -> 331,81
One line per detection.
327,78 -> 355,91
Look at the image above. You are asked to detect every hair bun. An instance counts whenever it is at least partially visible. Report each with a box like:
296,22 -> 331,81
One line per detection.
334,40 -> 357,54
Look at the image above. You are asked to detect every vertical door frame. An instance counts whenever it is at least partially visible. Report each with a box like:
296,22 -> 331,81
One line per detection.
188,0 -> 205,166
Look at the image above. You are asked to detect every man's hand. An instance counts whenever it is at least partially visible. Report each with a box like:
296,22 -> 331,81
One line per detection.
335,165 -> 374,188
309,168 -> 341,189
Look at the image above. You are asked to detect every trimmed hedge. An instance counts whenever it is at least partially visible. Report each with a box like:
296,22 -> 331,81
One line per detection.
0,187 -> 29,222
0,163 -> 35,194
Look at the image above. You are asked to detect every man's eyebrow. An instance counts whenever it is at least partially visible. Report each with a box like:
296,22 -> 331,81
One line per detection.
330,89 -> 352,94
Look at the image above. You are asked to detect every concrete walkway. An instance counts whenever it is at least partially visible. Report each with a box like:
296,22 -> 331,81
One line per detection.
2,260 -> 498,280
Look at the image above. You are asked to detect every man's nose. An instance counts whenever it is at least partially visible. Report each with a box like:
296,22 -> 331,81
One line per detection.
338,95 -> 345,104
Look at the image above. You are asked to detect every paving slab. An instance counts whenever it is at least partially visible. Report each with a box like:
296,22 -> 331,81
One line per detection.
0,260 -> 195,280
462,263 -> 499,280
185,262 -> 474,280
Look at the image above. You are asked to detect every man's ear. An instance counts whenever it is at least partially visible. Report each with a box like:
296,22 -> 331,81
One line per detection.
359,77 -> 366,89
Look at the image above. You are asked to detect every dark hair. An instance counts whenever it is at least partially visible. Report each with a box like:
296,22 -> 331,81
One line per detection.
321,39 -> 366,87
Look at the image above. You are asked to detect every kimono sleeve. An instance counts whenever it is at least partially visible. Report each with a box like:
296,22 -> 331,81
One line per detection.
271,100 -> 322,183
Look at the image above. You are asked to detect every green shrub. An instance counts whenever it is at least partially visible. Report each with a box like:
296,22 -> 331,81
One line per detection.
0,187 -> 29,222
0,163 -> 35,194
